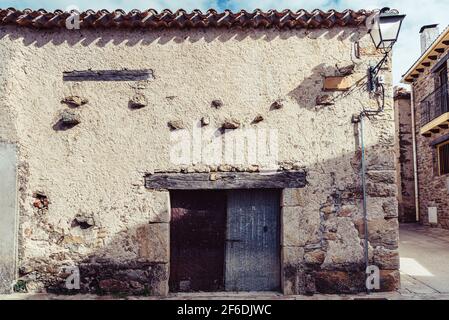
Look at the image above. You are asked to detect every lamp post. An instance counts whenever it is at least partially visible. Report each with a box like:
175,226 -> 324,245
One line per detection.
359,9 -> 405,294
367,7 -> 406,92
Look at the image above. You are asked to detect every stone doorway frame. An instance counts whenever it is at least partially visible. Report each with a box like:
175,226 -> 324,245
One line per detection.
145,171 -> 307,296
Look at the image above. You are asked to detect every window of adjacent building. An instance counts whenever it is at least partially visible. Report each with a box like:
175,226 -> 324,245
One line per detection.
436,64 -> 448,114
438,141 -> 449,175
437,63 -> 448,87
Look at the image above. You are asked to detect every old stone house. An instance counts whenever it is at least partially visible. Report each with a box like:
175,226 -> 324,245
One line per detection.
0,8 -> 400,296
402,25 -> 449,230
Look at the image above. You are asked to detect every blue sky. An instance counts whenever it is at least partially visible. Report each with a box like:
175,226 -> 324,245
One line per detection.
0,1 -> 448,84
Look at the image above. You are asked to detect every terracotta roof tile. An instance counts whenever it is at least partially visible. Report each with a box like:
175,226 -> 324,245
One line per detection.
0,8 -> 372,30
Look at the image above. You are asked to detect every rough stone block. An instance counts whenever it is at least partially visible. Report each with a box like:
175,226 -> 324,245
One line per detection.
355,218 -> 399,249
380,270 -> 400,292
382,198 -> 399,219
314,271 -> 365,293
282,261 -> 305,295
281,207 -> 301,246
304,250 -> 326,267
337,205 -> 358,217
99,279 -> 130,293
136,224 -> 169,263
367,182 -> 397,198
298,209 -> 322,247
149,263 -> 169,296
373,247 -> 400,270
281,188 -> 304,207
282,246 -> 304,267
149,191 -> 171,223
322,218 -> 364,270
367,170 -> 396,184
367,148 -> 395,170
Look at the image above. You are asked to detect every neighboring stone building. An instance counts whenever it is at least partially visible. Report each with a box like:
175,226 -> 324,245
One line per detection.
394,87 -> 416,223
403,25 -> 449,230
0,8 -> 400,296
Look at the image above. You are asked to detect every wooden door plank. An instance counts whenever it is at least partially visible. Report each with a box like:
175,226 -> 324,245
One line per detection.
169,190 -> 227,292
225,189 -> 281,292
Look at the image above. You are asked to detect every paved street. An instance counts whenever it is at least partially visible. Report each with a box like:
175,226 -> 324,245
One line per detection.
399,223 -> 449,295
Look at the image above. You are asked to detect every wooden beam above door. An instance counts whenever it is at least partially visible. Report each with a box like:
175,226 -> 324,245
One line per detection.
145,171 -> 307,190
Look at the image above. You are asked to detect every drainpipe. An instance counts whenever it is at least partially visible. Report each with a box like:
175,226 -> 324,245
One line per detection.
357,81 -> 386,294
410,87 -> 420,222
359,116 -> 370,293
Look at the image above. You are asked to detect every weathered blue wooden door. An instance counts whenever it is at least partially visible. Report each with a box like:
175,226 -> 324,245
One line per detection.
225,190 -> 281,292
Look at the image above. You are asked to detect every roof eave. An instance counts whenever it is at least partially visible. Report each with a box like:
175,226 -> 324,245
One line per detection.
401,26 -> 449,84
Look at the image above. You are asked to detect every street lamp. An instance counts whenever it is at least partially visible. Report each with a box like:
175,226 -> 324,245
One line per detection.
367,7 -> 406,92
368,7 -> 406,52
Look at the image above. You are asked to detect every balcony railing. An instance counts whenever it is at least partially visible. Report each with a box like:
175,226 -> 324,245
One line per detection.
421,83 -> 449,127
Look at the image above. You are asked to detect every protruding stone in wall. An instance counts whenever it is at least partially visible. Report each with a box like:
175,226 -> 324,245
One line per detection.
32,192 -> 49,210
200,116 -> 210,126
71,215 -> 95,229
61,96 -> 88,107
129,93 -> 148,109
335,63 -> 355,76
211,99 -> 223,109
270,99 -> 284,110
316,95 -> 335,106
222,119 -> 240,130
61,110 -> 81,125
252,115 -> 264,124
54,110 -> 81,130
167,120 -> 185,130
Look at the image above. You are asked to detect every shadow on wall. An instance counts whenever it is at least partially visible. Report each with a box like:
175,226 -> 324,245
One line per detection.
13,137 -> 399,296
288,63 -> 369,111
0,26 -> 365,48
